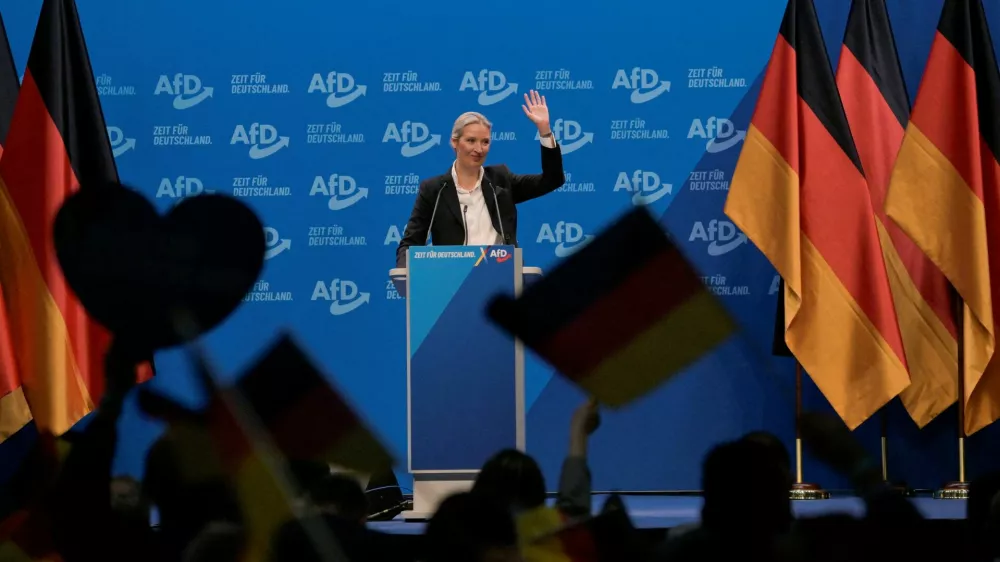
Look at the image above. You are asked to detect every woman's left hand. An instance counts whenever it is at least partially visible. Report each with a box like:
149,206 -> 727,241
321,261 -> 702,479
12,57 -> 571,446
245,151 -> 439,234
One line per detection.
522,90 -> 551,134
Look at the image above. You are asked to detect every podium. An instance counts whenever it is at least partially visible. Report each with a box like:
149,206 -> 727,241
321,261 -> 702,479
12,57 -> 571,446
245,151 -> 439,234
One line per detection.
389,246 -> 542,520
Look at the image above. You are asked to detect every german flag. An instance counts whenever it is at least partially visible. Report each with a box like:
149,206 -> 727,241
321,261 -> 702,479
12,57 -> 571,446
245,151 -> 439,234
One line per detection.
0,11 -> 19,159
0,12 -> 31,443
488,206 -> 737,408
517,506 -> 598,562
884,0 -> 1000,436
201,336 -> 393,561
519,502 -> 638,562
836,0 -> 958,428
723,0 -> 909,429
212,336 -> 394,476
0,0 -> 154,440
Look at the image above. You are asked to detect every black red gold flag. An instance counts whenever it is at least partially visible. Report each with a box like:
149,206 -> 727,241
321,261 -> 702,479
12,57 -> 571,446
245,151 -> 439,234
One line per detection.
725,0 -> 909,429
0,0 -> 155,442
885,0 -> 1000,435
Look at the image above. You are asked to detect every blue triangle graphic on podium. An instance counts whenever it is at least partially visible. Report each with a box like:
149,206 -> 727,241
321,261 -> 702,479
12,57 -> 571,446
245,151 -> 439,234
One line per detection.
410,263 -> 476,354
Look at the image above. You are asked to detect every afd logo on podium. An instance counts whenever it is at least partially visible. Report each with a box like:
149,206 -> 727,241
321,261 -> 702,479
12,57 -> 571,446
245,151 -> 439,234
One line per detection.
460,69 -> 518,106
308,71 -> 367,108
155,74 -> 213,109
383,121 -> 441,157
474,246 -> 513,266
310,173 -> 368,211
537,221 -> 594,258
614,170 -> 672,206
689,219 -> 748,256
231,123 -> 290,159
264,227 -> 291,259
688,117 -> 745,153
534,119 -> 593,155
311,279 -> 370,315
612,68 -> 671,104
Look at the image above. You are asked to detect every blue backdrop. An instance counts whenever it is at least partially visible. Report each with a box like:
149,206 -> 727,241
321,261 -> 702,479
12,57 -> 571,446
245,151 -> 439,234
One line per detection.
2,0 -> 1000,493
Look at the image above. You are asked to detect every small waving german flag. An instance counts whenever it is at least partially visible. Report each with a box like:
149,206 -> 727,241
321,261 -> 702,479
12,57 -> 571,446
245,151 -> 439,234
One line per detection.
488,207 -> 736,407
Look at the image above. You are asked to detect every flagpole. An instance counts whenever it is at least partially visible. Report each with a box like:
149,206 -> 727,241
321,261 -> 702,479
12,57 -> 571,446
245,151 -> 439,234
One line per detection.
791,361 -> 830,500
935,292 -> 969,499
878,405 -> 909,495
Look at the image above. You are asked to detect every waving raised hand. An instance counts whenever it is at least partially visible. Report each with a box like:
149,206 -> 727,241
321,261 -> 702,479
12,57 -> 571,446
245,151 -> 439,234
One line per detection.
522,90 -> 551,134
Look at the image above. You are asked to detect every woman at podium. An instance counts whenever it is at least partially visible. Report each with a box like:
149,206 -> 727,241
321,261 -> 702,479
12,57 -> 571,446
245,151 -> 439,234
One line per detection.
395,90 -> 565,267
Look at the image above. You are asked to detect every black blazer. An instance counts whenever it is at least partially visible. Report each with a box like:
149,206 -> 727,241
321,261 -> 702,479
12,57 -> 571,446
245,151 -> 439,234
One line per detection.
395,143 -> 565,267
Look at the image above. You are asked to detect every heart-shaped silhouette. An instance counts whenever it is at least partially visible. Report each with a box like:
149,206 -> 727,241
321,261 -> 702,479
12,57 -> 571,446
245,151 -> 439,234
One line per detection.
53,183 -> 266,350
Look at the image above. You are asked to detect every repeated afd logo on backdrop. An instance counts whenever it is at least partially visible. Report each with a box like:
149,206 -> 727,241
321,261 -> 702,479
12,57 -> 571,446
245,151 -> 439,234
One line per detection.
384,225 -> 404,246
460,69 -> 518,106
310,174 -> 368,210
688,117 -> 745,153
264,227 -> 292,259
155,176 -> 215,199
231,123 -> 290,159
106,126 -> 135,157
312,279 -> 370,315
614,170 -> 671,205
535,119 -> 593,155
154,74 -> 213,109
383,121 -> 441,157
308,72 -> 367,107
612,68 -> 671,103
536,221 -> 594,258
689,219 -> 747,256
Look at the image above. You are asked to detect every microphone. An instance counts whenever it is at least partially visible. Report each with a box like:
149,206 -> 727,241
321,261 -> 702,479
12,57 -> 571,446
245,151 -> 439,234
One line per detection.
462,205 -> 469,245
425,182 -> 446,245
486,179 -> 508,244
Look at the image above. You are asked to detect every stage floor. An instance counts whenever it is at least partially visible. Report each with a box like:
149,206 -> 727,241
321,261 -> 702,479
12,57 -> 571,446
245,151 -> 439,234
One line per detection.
367,494 -> 968,535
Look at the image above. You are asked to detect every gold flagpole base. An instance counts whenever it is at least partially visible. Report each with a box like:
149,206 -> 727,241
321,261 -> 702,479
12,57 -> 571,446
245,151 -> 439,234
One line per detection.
934,436 -> 968,499
933,481 -> 969,500
790,482 -> 830,500
790,438 -> 829,500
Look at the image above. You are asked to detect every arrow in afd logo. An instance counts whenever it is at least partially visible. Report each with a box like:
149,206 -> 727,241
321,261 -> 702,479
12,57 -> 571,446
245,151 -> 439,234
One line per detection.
330,293 -> 369,315
328,84 -> 367,107
401,135 -> 440,157
328,186 -> 368,210
174,86 -> 213,109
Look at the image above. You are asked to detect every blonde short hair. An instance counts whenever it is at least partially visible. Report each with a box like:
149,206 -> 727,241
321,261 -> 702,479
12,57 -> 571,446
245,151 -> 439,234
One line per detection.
451,111 -> 492,141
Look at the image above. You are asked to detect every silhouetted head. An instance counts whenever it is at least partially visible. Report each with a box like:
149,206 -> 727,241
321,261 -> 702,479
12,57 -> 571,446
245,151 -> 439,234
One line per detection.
740,431 -> 791,481
701,439 -> 792,536
425,492 -> 521,562
472,449 -> 546,512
